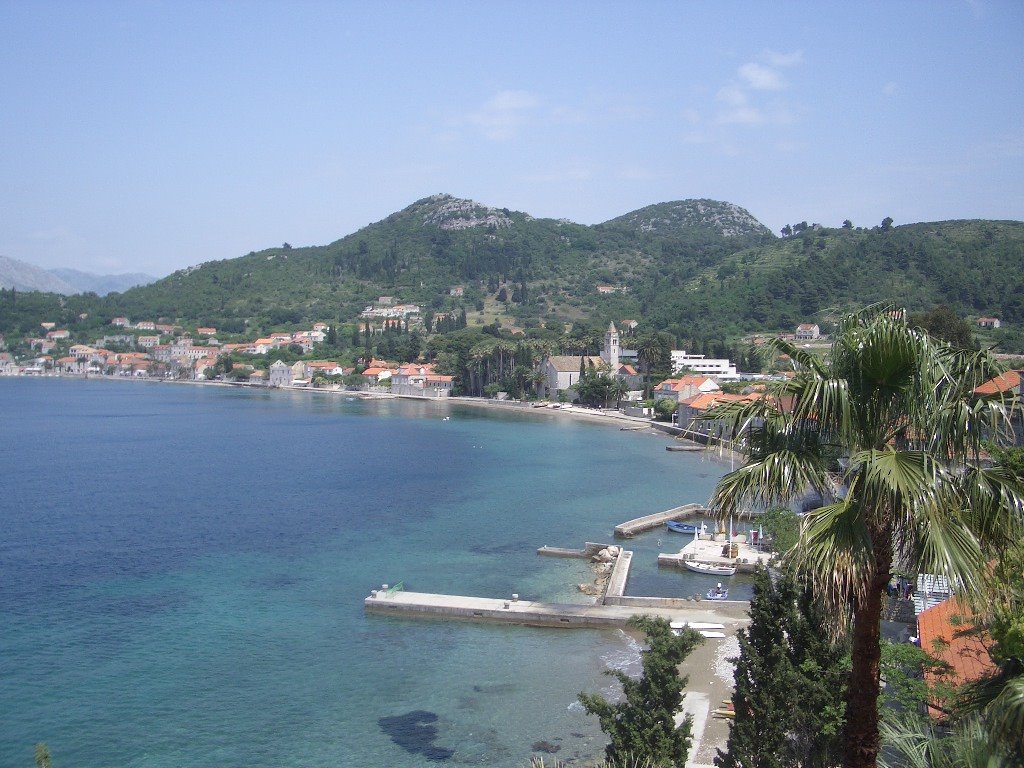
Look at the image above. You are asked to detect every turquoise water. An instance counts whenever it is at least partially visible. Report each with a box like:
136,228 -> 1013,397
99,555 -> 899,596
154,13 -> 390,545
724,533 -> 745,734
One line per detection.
0,379 -> 730,767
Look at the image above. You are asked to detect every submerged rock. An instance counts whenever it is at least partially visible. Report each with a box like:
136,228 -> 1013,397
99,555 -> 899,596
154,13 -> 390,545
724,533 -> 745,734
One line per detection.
531,740 -> 561,753
378,710 -> 455,761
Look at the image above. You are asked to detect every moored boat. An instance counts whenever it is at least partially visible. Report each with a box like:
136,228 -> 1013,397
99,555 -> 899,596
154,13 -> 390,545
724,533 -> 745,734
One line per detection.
666,520 -> 697,534
683,560 -> 736,576
706,583 -> 729,600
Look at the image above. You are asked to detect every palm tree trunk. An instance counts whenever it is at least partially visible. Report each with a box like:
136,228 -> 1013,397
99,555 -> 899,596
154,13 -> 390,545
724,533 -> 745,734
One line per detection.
844,535 -> 892,768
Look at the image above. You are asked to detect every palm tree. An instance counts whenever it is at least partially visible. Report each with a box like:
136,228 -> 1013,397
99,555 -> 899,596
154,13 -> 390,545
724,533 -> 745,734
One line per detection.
636,334 -> 662,399
706,309 -> 1024,768
879,715 -> 1007,768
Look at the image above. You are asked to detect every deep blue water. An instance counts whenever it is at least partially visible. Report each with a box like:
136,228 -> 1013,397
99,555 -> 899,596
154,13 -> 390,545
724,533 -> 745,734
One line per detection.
0,379 -> 731,768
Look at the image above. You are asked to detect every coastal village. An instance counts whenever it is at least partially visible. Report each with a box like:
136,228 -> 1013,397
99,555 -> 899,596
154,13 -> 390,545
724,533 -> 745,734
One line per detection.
2,307 -> 1019,450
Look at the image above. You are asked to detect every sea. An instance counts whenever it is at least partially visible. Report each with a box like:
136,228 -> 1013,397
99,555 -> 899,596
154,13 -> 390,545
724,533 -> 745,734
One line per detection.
0,378 -> 736,768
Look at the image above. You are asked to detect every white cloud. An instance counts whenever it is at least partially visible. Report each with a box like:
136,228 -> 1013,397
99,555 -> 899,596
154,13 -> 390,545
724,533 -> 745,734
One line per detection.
717,103 -> 795,127
762,49 -> 803,68
709,50 -> 803,128
484,90 -> 539,112
718,105 -> 766,126
716,84 -> 748,107
738,62 -> 787,91
464,90 -> 541,141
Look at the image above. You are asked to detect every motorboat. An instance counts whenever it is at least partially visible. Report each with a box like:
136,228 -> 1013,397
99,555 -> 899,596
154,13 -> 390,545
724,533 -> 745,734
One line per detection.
706,583 -> 729,601
666,521 -> 697,534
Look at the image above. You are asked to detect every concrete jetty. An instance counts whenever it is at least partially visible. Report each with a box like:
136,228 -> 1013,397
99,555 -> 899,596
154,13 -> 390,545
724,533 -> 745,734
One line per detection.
364,587 -> 749,629
537,542 -> 614,559
658,535 -> 773,574
614,503 -> 706,538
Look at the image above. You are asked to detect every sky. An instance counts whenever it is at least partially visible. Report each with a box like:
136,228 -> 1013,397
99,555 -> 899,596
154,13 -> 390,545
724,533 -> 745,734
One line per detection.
1,1 -> 1022,277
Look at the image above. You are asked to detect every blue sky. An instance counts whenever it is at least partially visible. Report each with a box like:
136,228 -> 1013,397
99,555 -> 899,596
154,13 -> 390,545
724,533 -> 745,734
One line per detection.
1,1 -> 1021,276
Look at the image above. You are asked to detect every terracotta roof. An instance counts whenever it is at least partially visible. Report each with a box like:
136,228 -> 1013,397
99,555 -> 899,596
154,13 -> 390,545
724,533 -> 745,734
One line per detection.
917,597 -> 996,720
681,392 -> 758,411
973,370 -> 1021,396
658,375 -> 715,391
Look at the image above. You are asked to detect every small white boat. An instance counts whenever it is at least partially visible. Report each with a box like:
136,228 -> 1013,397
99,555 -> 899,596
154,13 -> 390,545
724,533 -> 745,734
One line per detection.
684,561 -> 737,576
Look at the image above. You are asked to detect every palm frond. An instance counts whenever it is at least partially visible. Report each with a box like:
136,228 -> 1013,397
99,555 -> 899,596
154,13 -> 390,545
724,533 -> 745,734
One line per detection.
766,336 -> 828,377
710,447 -> 829,517
960,465 -> 1024,552
986,671 -> 1024,758
787,498 -> 874,605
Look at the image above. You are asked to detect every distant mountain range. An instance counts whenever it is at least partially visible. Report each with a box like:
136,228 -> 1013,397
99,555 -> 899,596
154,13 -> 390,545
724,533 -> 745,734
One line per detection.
0,255 -> 156,296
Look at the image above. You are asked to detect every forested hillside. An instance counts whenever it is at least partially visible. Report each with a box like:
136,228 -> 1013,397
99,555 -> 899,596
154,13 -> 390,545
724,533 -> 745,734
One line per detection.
1,194 -> 1022,352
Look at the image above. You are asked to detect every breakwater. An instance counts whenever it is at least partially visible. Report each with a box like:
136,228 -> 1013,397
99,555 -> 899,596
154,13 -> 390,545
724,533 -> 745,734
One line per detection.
613,503 -> 706,537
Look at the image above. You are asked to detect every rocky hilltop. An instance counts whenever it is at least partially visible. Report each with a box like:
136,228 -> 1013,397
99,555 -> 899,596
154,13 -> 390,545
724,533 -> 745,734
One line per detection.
601,199 -> 774,240
418,194 -> 517,231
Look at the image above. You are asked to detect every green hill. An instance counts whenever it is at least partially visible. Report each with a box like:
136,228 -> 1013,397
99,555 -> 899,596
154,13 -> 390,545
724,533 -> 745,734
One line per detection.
2,195 -> 1023,352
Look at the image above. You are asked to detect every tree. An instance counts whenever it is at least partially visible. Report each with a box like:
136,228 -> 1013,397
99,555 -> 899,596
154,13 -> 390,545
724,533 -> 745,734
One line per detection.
717,566 -> 846,768
880,217 -> 894,231
706,309 -> 1024,768
654,397 -> 678,421
580,616 -> 702,767
758,505 -> 800,557
637,334 -> 670,398
782,225 -> 793,237
574,370 -> 619,408
909,305 -> 976,350
843,220 -> 854,229
878,640 -> 952,723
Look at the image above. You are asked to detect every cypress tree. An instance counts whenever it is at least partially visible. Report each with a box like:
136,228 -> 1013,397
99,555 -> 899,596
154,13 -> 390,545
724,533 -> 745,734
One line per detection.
718,567 -> 797,768
581,616 -> 702,767
717,565 -> 846,768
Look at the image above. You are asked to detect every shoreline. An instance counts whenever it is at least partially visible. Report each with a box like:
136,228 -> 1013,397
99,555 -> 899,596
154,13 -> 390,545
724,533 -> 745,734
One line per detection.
17,371 -> 725,444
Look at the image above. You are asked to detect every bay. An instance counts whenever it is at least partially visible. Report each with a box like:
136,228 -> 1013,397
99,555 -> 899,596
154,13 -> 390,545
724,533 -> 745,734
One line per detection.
0,379 -> 730,768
